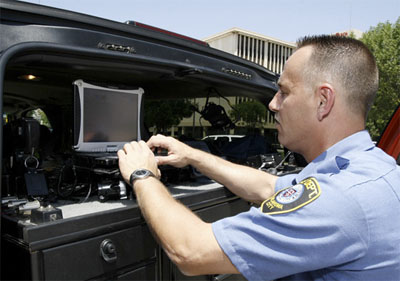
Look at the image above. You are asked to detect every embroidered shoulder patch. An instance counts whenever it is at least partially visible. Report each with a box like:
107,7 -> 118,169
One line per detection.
261,177 -> 321,215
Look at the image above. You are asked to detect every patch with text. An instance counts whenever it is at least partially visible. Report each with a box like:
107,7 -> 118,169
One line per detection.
261,177 -> 321,215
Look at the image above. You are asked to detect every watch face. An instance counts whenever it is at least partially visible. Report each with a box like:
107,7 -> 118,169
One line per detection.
130,169 -> 154,186
135,170 -> 148,177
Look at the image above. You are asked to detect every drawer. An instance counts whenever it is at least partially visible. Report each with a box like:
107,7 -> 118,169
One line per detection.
42,224 -> 156,280
116,262 -> 156,280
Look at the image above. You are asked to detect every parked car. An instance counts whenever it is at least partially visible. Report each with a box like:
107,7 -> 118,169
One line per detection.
202,134 -> 245,142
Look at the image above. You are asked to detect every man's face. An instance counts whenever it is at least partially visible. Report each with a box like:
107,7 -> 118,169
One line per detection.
268,47 -> 319,155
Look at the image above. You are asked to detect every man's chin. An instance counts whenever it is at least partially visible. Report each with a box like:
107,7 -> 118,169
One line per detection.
277,134 -> 291,150
275,121 -> 283,131
277,134 -> 284,146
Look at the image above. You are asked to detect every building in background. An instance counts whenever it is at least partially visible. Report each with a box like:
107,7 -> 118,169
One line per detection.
204,28 -> 296,74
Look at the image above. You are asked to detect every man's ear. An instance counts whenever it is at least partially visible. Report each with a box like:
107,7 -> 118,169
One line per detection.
317,84 -> 335,121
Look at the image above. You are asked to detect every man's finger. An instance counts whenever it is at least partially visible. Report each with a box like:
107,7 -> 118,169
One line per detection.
147,135 -> 168,150
117,149 -> 126,159
123,142 -> 134,154
154,155 -> 173,166
130,141 -> 141,150
138,140 -> 151,151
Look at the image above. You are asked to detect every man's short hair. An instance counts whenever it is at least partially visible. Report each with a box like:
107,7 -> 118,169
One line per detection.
297,35 -> 379,118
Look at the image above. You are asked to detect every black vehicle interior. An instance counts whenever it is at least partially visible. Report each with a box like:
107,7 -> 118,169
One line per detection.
1,47 -> 300,220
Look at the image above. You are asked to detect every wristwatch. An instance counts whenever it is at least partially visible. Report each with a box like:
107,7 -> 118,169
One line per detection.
129,169 -> 156,186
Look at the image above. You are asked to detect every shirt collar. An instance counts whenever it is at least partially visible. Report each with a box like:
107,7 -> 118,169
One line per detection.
293,130 -> 375,184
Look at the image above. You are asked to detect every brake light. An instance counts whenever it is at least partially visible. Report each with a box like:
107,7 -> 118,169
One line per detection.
125,21 -> 208,46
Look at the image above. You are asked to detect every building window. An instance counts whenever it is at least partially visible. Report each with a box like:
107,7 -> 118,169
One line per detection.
261,41 -> 265,66
244,36 -> 247,59
240,35 -> 245,58
249,37 -> 253,61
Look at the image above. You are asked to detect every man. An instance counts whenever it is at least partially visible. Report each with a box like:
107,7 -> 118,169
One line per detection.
118,35 -> 400,280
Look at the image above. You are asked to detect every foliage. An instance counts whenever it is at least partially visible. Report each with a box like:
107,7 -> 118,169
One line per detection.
26,108 -> 52,129
144,99 -> 193,134
361,17 -> 400,140
230,100 -> 267,128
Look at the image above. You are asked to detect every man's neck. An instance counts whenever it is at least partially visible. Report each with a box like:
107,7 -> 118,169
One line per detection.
302,124 -> 365,163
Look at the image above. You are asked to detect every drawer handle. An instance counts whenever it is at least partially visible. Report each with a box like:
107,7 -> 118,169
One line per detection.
100,239 -> 117,263
213,274 -> 233,281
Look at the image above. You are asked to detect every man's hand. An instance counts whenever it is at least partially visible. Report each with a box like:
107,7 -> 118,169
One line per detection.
117,140 -> 160,184
147,134 -> 192,168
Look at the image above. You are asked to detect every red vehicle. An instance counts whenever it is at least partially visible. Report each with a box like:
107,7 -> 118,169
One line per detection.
377,104 -> 400,164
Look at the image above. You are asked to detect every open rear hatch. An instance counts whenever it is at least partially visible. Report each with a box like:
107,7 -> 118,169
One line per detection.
1,0 -> 281,204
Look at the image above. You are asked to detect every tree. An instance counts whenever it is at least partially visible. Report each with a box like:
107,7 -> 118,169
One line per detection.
27,108 -> 52,129
362,17 -> 400,140
230,100 -> 267,129
144,99 -> 193,134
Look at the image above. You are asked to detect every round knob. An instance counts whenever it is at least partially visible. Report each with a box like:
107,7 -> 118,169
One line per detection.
100,239 -> 117,263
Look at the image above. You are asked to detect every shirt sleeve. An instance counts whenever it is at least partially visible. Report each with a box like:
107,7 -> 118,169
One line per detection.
212,175 -> 369,280
274,173 -> 297,192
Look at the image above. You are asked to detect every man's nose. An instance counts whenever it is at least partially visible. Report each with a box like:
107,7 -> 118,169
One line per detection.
268,91 -> 279,112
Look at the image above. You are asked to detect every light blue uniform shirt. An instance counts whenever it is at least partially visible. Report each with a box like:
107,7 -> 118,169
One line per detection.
212,131 -> 400,280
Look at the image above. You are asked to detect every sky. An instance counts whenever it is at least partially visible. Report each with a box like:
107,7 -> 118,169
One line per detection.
18,0 -> 400,43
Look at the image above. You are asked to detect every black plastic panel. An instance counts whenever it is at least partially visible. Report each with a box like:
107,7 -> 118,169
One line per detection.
42,225 -> 156,280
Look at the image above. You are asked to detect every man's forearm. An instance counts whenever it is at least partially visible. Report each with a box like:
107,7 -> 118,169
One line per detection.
133,177 -> 238,275
134,177 -> 201,258
186,148 -> 277,204
146,135 -> 277,203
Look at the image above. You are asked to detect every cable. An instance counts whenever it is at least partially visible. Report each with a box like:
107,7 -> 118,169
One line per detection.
57,163 -> 77,198
81,182 -> 92,203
